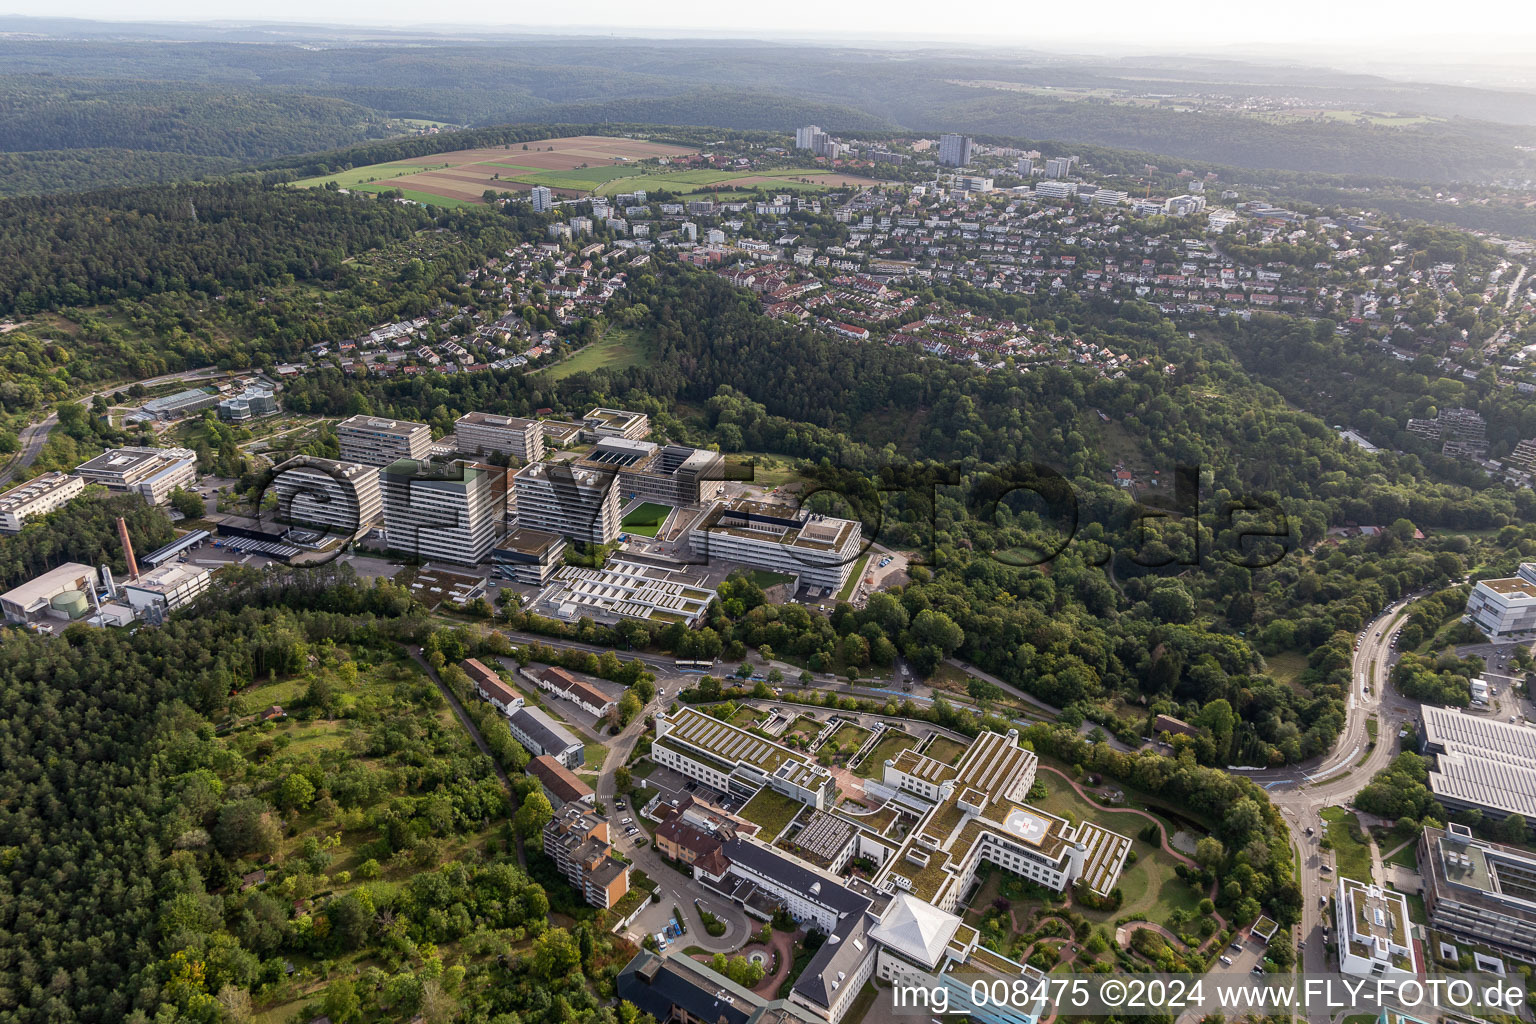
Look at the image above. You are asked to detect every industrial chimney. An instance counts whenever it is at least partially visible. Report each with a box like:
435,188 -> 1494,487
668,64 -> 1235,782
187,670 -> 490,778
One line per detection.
116,516 -> 139,580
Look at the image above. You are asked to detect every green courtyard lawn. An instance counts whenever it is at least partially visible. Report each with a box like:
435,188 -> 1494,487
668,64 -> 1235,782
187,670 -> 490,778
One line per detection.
923,736 -> 969,765
620,501 -> 672,538
855,732 -> 919,778
739,788 -> 804,839
783,715 -> 823,743
1321,807 -> 1374,881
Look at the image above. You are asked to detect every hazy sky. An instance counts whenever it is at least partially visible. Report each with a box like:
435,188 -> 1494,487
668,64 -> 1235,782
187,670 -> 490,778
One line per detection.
11,0 -> 1536,55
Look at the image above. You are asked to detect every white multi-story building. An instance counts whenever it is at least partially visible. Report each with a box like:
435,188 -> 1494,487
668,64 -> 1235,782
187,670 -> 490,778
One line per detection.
453,411 -> 545,464
653,706 -> 836,809
1044,155 -> 1076,178
938,133 -> 973,167
1335,877 -> 1419,978
582,407 -> 649,440
381,459 -> 501,565
1034,180 -> 1078,200
689,498 -> 862,592
1466,564 -> 1536,638
795,125 -> 821,150
0,472 -> 85,533
270,456 -> 382,538
75,447 -> 198,505
124,562 -> 212,617
336,415 -> 432,467
530,186 -> 554,213
512,461 -> 620,544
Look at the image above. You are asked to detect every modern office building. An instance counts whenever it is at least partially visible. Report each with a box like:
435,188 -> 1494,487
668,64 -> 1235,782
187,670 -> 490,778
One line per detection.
689,498 -> 863,592
543,804 -> 629,909
130,388 -> 219,422
582,407 -> 650,441
1419,824 -> 1536,959
0,563 -> 98,624
335,415 -> 432,467
1334,876 -> 1419,978
453,411 -> 545,464
870,731 -> 1130,913
489,527 -> 566,585
507,705 -> 584,767
530,186 -> 554,213
1466,564 -> 1536,638
75,447 -> 198,505
123,562 -> 212,617
653,706 -> 837,809
575,437 -> 724,507
0,472 -> 85,533
217,385 -> 279,422
512,461 -> 621,544
937,134 -> 973,167
539,559 -> 716,626
1419,706 -> 1536,826
380,460 -> 501,565
1034,180 -> 1078,200
270,456 -> 382,539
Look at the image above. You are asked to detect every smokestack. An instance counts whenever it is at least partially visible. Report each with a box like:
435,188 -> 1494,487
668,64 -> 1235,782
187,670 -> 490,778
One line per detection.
117,517 -> 139,580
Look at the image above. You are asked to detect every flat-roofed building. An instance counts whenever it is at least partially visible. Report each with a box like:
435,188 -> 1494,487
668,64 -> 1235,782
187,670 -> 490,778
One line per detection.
507,705 -> 584,767
1335,876 -> 1419,977
577,438 -> 724,507
540,559 -> 715,626
1419,823 -> 1536,958
1466,564 -> 1536,637
131,388 -> 219,422
543,804 -> 629,908
123,562 -> 212,616
654,706 -> 836,809
0,562 -> 98,624
512,461 -> 621,543
461,657 -> 523,716
454,411 -> 545,464
76,447 -> 198,505
271,456 -> 381,539
690,498 -> 862,591
489,527 -> 566,585
336,415 -> 432,466
528,754 -> 594,809
381,460 -> 502,565
872,730 -> 1130,913
217,385 -> 278,422
618,953 -> 820,1024
1419,705 -> 1536,828
0,472 -> 84,533
582,407 -> 649,441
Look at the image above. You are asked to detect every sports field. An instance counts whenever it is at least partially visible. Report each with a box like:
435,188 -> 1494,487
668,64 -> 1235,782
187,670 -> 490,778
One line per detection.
290,134 -> 883,207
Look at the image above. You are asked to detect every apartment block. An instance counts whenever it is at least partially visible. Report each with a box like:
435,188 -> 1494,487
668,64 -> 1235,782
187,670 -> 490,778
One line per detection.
381,460 -> 502,565
336,414 -> 432,466
512,461 -> 621,544
507,705 -> 584,767
938,133 -> 973,167
270,456 -> 382,539
75,447 -> 198,505
528,755 -> 594,809
531,666 -> 617,718
461,657 -> 523,716
542,804 -> 630,909
689,498 -> 862,592
454,411 -> 545,464
0,472 -> 85,533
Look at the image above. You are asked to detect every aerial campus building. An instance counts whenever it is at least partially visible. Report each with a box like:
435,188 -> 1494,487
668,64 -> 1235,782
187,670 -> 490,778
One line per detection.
380,460 -> 505,565
1334,876 -> 1420,978
0,472 -> 85,533
270,456 -> 382,540
575,437 -> 724,507
537,558 -> 716,626
1419,706 -> 1536,828
75,447 -> 198,505
335,415 -> 432,467
653,706 -> 838,809
581,407 -> 649,441
512,461 -> 621,544
689,498 -> 864,592
1419,823 -> 1536,960
1465,564 -> 1536,638
453,411 -> 545,464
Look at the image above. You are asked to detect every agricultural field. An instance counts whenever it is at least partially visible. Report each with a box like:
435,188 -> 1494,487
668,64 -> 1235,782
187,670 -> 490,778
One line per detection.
292,135 -> 885,207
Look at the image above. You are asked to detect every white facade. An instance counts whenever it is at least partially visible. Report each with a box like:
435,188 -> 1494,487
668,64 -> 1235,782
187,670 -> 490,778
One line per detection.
336,415 -> 432,467
530,186 -> 554,212
689,499 -> 862,591
124,563 -> 212,616
0,472 -> 84,533
454,412 -> 545,463
1466,565 -> 1536,638
1336,877 -> 1419,978
512,461 -> 620,543
271,457 -> 382,538
938,134 -> 973,167
75,447 -> 198,505
381,460 -> 500,565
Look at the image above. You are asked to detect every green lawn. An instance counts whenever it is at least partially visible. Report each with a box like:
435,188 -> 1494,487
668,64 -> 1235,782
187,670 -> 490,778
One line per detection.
538,330 -> 652,381
836,553 -> 872,601
825,723 -> 872,757
1321,807 -> 1374,881
747,569 -> 797,589
621,502 -> 672,538
923,736 -> 968,765
354,184 -> 475,208
289,162 -> 448,189
1384,841 -> 1418,870
855,732 -> 919,778
582,740 -> 609,771
783,716 -> 822,743
739,788 -> 804,839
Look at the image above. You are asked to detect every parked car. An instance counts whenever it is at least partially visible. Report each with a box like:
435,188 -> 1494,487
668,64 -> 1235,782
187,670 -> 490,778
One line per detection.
1220,956 -> 1234,966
